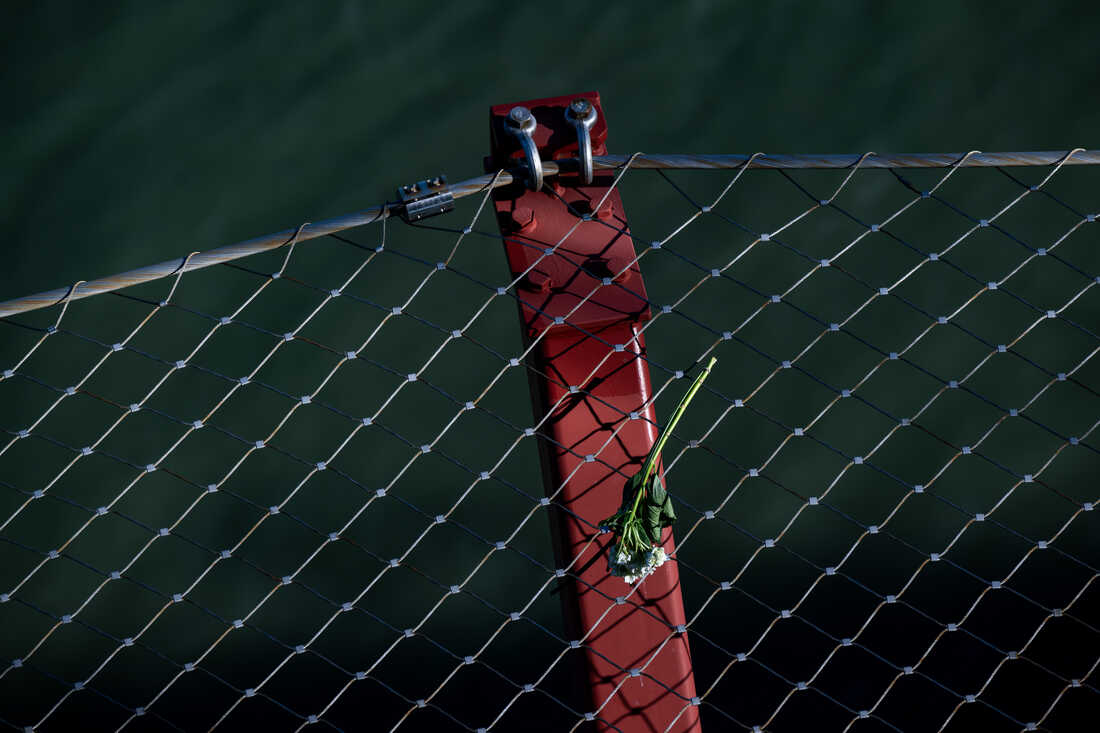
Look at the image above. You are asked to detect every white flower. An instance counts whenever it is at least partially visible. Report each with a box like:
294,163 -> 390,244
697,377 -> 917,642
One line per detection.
608,543 -> 670,585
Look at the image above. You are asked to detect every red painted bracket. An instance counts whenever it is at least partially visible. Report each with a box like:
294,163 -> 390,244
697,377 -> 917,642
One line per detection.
488,93 -> 700,732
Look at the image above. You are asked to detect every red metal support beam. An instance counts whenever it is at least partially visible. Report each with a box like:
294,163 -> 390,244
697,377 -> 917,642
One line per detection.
488,93 -> 701,732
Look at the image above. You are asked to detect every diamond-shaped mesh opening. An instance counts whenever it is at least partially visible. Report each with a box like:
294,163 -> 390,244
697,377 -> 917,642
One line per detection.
1,153 -> 1097,732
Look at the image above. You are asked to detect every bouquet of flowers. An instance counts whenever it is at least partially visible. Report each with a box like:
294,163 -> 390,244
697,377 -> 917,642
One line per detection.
602,356 -> 717,584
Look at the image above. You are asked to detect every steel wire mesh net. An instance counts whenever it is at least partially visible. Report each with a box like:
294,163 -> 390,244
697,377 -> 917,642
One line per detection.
0,154 -> 1097,732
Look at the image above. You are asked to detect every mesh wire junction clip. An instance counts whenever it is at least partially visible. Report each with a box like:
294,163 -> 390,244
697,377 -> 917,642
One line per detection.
397,175 -> 455,223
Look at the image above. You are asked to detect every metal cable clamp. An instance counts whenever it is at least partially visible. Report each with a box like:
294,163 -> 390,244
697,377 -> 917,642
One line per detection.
564,98 -> 597,184
505,106 -> 543,191
396,175 -> 454,223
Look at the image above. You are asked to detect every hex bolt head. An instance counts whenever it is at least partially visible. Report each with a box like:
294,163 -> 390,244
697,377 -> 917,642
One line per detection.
521,270 -> 552,293
511,206 -> 537,234
507,106 -> 536,132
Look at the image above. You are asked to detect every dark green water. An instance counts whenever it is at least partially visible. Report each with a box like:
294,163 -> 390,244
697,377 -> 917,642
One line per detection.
3,1 -> 1100,301
2,3 -> 1098,731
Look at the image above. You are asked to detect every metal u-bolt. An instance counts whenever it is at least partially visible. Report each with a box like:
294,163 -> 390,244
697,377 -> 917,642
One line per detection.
504,106 -> 543,192
564,98 -> 598,185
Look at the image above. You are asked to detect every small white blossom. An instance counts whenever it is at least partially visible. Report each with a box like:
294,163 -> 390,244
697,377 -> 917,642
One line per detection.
608,544 -> 669,585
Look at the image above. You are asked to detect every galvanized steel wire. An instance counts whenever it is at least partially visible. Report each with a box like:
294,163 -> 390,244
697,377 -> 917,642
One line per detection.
1,150 -> 1097,320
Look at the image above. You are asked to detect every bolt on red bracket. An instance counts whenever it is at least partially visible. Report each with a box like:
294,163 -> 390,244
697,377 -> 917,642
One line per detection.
488,92 -> 701,732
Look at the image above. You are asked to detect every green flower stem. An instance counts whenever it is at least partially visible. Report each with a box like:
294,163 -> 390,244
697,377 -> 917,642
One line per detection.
625,356 -> 718,527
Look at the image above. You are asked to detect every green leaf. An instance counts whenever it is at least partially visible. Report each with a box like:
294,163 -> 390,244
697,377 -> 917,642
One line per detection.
637,474 -> 673,543
660,493 -> 677,525
648,473 -> 667,505
604,470 -> 680,548
620,472 -> 644,506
